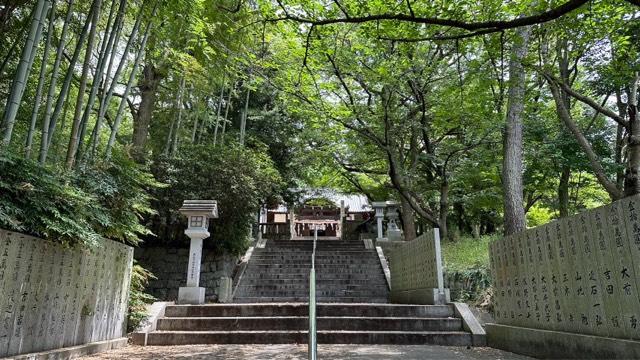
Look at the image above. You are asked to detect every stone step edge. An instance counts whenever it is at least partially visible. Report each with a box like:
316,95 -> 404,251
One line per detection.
151,330 -> 470,335
165,303 -> 452,307
160,316 -> 459,320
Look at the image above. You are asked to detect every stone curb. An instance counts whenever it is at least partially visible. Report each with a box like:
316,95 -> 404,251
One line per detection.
375,246 -> 391,290
486,323 -> 640,359
130,301 -> 174,346
5,337 -> 128,360
452,302 -> 486,346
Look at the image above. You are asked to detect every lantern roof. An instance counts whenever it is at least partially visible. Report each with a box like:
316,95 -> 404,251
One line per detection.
179,200 -> 218,218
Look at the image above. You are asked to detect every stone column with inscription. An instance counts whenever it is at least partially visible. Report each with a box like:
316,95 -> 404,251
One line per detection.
178,200 -> 218,305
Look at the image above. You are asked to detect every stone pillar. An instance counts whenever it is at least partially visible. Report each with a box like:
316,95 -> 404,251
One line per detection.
178,232 -> 207,304
339,200 -> 345,238
177,200 -> 218,305
433,227 -> 449,304
289,207 -> 295,238
385,201 -> 403,241
372,202 -> 386,241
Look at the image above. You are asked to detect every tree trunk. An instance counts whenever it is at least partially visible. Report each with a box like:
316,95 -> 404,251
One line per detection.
38,0 -> 75,163
0,18 -> 29,77
239,86 -> 250,145
25,0 -> 56,159
163,116 -> 175,156
616,91 -> 627,190
502,26 -> 530,236
196,98 -> 209,144
558,166 -> 570,217
92,0 -> 143,160
220,89 -> 232,144
399,195 -> 417,240
439,179 -> 449,240
1,0 -> 48,147
213,83 -> 225,146
190,103 -> 199,143
170,76 -> 186,157
65,0 -> 103,170
105,12 -> 154,159
547,79 -> 622,200
45,0 -> 96,155
624,73 -> 640,197
131,62 -> 161,162
76,0 -> 122,164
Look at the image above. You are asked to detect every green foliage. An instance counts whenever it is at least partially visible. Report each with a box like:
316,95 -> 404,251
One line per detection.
443,235 -> 495,272
150,143 -> 284,255
0,152 -> 159,246
526,205 -> 555,228
127,261 -> 156,333
73,153 -> 162,244
443,235 -> 495,302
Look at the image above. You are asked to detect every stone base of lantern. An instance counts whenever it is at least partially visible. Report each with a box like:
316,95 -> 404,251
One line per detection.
387,229 -> 403,241
178,286 -> 205,304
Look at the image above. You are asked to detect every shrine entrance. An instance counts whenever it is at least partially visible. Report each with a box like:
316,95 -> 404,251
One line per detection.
292,205 -> 341,239
258,189 -> 375,241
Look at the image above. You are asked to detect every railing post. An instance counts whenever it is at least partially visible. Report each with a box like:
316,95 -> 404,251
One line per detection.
308,226 -> 318,360
434,227 -> 445,295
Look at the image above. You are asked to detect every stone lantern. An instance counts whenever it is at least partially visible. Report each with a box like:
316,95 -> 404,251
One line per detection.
178,200 -> 218,304
371,202 -> 387,241
385,200 -> 403,241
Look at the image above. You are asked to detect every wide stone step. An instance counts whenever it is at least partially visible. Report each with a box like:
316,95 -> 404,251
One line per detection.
234,290 -> 389,298
250,255 -> 375,260
165,304 -> 454,318
232,297 -> 389,303
248,260 -> 380,266
255,250 -> 373,254
265,245 -> 365,250
246,264 -> 381,269
240,273 -> 383,281
156,316 -> 462,332
146,330 -> 471,345
237,278 -> 387,286
236,283 -> 386,291
242,268 -> 376,275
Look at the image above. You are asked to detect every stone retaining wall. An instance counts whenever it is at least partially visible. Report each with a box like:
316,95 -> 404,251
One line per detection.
489,195 -> 640,340
134,247 -> 238,302
0,229 -> 133,358
388,229 -> 446,304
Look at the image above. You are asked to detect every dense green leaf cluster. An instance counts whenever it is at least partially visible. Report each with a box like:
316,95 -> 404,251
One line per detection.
149,142 -> 284,255
0,151 -> 159,246
127,261 -> 157,333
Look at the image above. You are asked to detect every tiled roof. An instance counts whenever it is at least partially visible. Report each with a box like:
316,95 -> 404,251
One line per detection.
271,188 -> 372,213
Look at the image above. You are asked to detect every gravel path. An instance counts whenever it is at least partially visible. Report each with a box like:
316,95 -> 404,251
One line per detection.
79,344 -> 533,359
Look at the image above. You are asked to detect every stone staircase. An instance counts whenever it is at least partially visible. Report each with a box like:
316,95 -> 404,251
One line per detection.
233,239 -> 389,303
136,238 -> 481,347
145,303 -> 473,346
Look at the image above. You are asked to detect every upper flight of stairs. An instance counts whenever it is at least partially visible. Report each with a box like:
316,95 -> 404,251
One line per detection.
145,303 -> 473,346
233,238 -> 389,303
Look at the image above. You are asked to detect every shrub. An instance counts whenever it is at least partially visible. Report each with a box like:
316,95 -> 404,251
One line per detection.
0,152 -> 159,246
127,262 -> 156,332
150,143 -> 284,254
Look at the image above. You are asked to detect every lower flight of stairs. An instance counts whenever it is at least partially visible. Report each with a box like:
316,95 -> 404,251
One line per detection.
145,303 -> 473,346
233,239 -> 389,303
